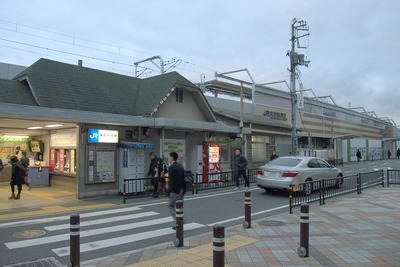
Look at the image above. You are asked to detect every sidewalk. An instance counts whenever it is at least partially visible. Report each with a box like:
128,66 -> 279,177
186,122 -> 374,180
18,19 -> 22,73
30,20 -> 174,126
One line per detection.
83,186 -> 400,267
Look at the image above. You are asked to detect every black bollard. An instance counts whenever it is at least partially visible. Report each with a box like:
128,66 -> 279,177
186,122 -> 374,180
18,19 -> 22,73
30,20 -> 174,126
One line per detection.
243,191 -> 251,228
213,224 -> 225,267
298,204 -> 309,258
70,213 -> 80,267
174,200 -> 184,247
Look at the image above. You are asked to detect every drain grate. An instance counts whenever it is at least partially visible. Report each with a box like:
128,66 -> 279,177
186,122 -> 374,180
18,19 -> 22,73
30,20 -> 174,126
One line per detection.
3,257 -> 64,267
259,220 -> 286,227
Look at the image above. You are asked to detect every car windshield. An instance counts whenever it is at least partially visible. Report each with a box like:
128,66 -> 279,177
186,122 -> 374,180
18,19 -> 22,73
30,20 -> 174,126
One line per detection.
267,158 -> 302,167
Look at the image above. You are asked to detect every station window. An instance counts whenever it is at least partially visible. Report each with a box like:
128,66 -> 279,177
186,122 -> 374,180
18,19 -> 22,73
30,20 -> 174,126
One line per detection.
251,136 -> 267,162
176,90 -> 183,103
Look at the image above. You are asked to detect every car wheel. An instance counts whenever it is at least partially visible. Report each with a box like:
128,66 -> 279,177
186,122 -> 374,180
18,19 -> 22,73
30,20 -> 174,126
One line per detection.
303,178 -> 313,196
335,174 -> 344,188
264,188 -> 273,193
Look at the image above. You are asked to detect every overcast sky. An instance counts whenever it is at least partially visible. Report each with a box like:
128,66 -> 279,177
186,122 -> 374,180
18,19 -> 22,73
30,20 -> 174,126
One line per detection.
1,1 -> 400,124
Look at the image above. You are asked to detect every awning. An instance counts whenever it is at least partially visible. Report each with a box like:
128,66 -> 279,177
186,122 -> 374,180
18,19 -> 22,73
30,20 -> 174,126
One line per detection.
119,141 -> 155,149
334,134 -> 360,140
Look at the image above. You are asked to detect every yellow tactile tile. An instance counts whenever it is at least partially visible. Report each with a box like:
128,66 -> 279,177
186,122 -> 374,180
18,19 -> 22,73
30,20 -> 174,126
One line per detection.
125,235 -> 258,267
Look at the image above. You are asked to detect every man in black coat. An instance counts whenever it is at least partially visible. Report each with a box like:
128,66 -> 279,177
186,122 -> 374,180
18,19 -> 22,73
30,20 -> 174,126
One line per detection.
167,151 -> 186,229
234,148 -> 249,190
148,152 -> 158,197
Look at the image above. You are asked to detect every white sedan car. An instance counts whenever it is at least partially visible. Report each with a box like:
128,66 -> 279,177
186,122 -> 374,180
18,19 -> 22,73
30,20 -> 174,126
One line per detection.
256,156 -> 343,194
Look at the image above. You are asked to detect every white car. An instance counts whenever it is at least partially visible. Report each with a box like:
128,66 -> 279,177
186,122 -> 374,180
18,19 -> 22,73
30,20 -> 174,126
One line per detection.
256,156 -> 343,195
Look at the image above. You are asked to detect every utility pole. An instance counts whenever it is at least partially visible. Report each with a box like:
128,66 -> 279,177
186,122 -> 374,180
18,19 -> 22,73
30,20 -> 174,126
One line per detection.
288,18 -> 310,155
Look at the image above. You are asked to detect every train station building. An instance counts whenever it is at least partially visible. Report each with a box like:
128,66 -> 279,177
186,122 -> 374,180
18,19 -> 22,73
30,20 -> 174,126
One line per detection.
0,59 -> 398,198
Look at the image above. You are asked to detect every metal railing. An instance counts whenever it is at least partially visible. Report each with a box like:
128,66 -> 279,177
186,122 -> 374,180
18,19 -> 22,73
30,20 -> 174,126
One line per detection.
123,177 -> 156,203
192,168 -> 258,194
289,170 -> 384,214
387,169 -> 400,186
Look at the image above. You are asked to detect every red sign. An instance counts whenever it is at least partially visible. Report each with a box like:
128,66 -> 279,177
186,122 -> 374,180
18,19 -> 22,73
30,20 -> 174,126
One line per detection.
50,149 -> 55,171
59,149 -> 65,173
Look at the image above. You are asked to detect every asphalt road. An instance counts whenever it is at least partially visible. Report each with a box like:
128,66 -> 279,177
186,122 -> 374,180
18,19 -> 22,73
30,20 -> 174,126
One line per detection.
0,159 -> 399,266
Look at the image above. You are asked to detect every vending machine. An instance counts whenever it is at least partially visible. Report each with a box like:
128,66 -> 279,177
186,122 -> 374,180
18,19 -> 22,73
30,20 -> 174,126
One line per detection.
208,143 -> 221,182
190,143 -> 221,183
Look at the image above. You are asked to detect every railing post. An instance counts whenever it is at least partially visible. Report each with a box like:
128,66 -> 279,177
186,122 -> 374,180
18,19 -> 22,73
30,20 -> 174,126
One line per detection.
357,173 -> 362,194
174,200 -> 184,247
289,185 -> 293,214
123,179 -> 126,204
213,224 -> 225,267
298,203 -> 309,258
70,213 -> 80,267
319,180 -> 323,205
243,191 -> 251,228
381,169 -> 385,187
387,170 -> 390,187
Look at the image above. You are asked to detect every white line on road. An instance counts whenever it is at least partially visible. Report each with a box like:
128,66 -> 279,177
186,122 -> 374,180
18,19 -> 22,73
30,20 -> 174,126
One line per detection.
5,217 -> 174,249
136,188 -> 262,208
44,211 -> 158,231
207,204 -> 289,226
0,206 -> 142,229
52,223 -> 205,256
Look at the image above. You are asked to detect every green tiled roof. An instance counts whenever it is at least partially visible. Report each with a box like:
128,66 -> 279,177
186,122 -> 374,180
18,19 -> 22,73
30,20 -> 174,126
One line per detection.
0,79 -> 38,106
11,58 -> 198,116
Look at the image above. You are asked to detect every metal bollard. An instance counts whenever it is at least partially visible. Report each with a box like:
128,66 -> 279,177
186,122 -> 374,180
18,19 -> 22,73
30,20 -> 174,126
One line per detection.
298,204 -> 309,258
174,200 -> 184,247
243,191 -> 251,228
213,224 -> 225,267
70,213 -> 80,267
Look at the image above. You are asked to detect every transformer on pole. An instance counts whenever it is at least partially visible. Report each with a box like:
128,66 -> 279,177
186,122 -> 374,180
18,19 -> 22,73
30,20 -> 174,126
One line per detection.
288,18 -> 310,155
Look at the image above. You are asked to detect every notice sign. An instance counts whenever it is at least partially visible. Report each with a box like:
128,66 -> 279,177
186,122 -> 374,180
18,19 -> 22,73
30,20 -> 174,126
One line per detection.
88,129 -> 119,143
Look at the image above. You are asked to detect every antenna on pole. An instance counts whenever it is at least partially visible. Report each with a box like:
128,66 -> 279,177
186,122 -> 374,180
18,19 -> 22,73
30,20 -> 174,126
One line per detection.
287,18 -> 310,156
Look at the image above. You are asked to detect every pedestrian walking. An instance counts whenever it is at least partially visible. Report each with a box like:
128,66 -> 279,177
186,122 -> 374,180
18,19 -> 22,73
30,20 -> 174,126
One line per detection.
8,156 -> 26,200
387,149 -> 391,159
147,152 -> 159,197
20,150 -> 32,190
234,148 -> 249,191
154,157 -> 168,197
397,148 -> 400,159
270,150 -> 278,161
167,151 -> 186,229
356,149 -> 362,162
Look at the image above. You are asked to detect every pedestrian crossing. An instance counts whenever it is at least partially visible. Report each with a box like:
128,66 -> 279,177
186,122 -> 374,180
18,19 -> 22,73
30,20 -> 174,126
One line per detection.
1,205 -> 205,262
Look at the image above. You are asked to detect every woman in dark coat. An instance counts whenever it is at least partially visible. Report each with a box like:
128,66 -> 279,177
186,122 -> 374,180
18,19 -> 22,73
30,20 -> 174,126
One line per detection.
9,156 -> 26,200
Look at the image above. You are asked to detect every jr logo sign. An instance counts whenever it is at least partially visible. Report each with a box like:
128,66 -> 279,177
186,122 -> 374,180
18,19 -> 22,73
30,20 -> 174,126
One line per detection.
88,129 -> 100,143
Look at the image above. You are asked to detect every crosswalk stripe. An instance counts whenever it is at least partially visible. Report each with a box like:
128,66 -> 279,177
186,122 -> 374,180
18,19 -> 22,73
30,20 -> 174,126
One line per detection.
0,206 -> 142,229
45,211 -> 158,231
6,217 -> 175,249
52,223 -> 205,256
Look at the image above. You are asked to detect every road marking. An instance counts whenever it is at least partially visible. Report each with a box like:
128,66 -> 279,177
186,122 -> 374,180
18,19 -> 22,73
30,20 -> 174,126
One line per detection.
136,187 -> 262,208
6,217 -> 174,249
45,211 -> 158,231
52,222 -> 205,256
0,203 -> 116,220
207,204 -> 289,226
0,206 -> 142,228
344,170 -> 353,173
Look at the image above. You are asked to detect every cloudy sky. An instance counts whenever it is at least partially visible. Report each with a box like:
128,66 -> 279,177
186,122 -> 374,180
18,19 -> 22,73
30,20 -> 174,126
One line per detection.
1,1 -> 400,124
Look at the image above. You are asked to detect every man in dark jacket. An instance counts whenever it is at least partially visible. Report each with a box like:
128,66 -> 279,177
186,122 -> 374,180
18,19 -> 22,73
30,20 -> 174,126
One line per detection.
167,151 -> 186,229
20,150 -> 31,190
148,152 -> 158,197
234,148 -> 249,191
